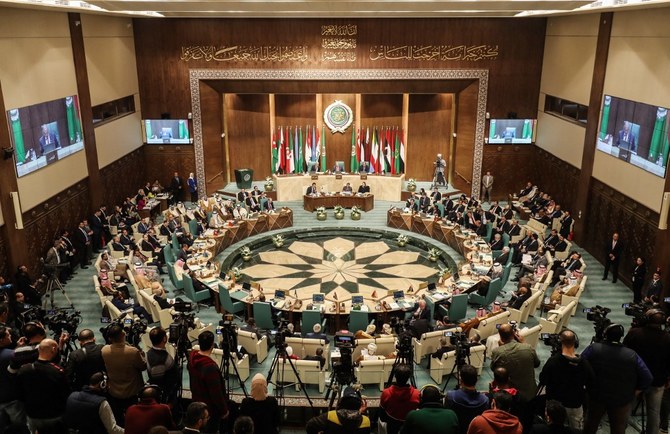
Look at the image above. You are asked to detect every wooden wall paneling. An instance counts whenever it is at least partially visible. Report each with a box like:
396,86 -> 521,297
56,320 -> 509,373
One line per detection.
200,83 -> 225,190
22,182 -> 91,277
321,94 -> 357,171
582,178 -> 657,287
133,18 -> 546,118
99,149 -> 146,208
0,236 -> 8,281
481,145 -> 536,201
573,13 -> 613,240
407,94 -> 452,181
143,145 -> 196,189
360,94 -> 402,174
532,147 -> 581,213
453,82 -> 478,192
226,94 -> 271,180
69,13 -> 102,211
0,82 -> 30,275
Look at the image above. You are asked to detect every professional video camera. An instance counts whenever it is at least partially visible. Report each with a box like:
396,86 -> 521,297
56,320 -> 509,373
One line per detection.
445,330 -> 473,366
43,308 -> 82,339
100,316 -> 148,348
541,333 -> 562,356
217,313 -> 239,355
623,302 -> 651,327
20,306 -> 46,325
332,331 -> 356,386
274,315 -> 293,350
584,305 -> 611,342
168,304 -> 196,358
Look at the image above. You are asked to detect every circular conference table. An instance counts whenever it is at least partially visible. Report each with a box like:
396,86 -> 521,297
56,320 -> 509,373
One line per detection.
199,210 -> 495,332
303,193 -> 374,212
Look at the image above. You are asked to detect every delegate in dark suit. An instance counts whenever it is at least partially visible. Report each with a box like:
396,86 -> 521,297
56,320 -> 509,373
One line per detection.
170,174 -> 183,203
632,260 -> 647,303
603,234 -> 623,283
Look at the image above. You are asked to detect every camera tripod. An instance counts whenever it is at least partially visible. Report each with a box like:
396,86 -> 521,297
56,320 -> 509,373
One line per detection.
267,343 -> 314,409
385,349 -> 416,388
218,328 -> 249,399
43,267 -> 74,310
325,355 -> 358,409
441,347 -> 471,393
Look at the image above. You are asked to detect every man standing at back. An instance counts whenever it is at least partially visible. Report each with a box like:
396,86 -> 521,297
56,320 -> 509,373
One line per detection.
468,390 -> 522,434
101,323 -> 147,425
582,323 -> 652,434
490,324 -> 540,431
446,364 -> 490,434
380,363 -> 420,434
189,330 -> 229,433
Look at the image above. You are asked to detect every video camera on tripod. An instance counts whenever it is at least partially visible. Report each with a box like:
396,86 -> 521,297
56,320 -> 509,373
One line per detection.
274,315 -> 294,350
167,301 -> 196,358
332,331 -> 356,386
43,307 -> 81,339
584,305 -> 611,342
541,333 -> 562,356
100,315 -> 148,348
445,330 -> 473,366
623,299 -> 670,328
217,313 -> 240,355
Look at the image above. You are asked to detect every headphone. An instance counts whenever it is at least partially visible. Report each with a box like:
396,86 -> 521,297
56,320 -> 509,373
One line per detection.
140,383 -> 163,402
558,328 -> 579,349
603,323 -> 625,343
419,384 -> 444,406
99,372 -> 108,390
645,308 -> 665,324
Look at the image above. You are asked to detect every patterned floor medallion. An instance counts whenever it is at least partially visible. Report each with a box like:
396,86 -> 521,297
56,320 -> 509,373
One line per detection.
236,237 -> 448,296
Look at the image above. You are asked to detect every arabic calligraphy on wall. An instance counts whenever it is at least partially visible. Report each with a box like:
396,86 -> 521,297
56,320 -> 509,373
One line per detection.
370,45 -> 499,61
180,45 -> 309,62
321,25 -> 357,36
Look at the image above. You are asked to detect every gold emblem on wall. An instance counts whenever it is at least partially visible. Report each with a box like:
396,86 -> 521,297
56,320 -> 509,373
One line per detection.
324,101 -> 354,134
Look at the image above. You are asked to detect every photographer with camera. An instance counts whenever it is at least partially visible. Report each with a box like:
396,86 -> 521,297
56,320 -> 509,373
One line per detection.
146,327 -> 180,409
188,330 -> 229,433
433,154 -> 447,187
622,309 -> 670,434
490,323 -> 540,431
306,386 -> 370,434
538,330 -> 595,430
17,338 -> 70,433
101,323 -> 147,425
65,329 -> 106,391
582,324 -> 653,434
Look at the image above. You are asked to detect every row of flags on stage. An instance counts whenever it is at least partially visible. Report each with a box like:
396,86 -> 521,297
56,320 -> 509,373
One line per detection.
271,125 -> 406,174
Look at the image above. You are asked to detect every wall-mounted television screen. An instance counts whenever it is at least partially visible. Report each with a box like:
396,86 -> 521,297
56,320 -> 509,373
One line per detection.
596,95 -> 670,178
488,119 -> 536,144
143,119 -> 190,144
7,95 -> 85,178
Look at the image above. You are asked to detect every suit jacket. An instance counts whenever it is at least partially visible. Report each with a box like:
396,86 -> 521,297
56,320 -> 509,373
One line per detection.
39,133 -> 59,153
46,247 -> 61,266
497,252 -> 510,265
490,205 -> 502,216
419,196 -> 431,211
489,239 -> 504,251
646,279 -> 663,300
543,234 -> 558,248
170,176 -> 182,192
431,191 -> 442,202
90,215 -> 104,234
475,224 -> 487,237
560,217 -> 573,237
263,200 -> 275,211
140,240 -> 155,252
502,209 -> 514,220
73,227 -> 89,247
306,186 -> 318,195
553,240 -> 568,253
111,242 -> 127,252
237,191 -> 248,202
138,222 -> 150,234
508,225 -> 521,236
526,239 -> 539,252
605,239 -> 623,263
565,258 -> 581,272
358,185 -> 370,194
342,185 -> 353,193
632,264 -> 647,286
245,196 -> 260,210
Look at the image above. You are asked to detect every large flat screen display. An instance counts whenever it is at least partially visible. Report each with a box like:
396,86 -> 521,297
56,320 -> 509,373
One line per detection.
143,119 -> 190,144
596,95 -> 670,178
488,119 -> 536,144
7,95 -> 85,177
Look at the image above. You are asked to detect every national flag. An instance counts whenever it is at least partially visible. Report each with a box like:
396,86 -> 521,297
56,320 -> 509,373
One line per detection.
370,128 -> 378,173
399,128 -> 406,173
298,127 -> 304,173
350,125 -> 359,173
289,127 -> 295,173
599,96 -> 611,140
293,127 -> 300,173
320,125 -> 327,171
364,127 -> 370,172
383,128 -> 392,173
279,127 -> 286,173
271,129 -> 279,173
9,109 -> 25,164
521,119 -> 532,140
305,126 -> 312,169
394,127 -> 401,174
358,129 -> 369,170
389,127 -> 395,175
314,126 -> 320,165
178,120 -> 189,140
649,107 -> 668,163
145,120 -> 152,141
65,96 -> 82,145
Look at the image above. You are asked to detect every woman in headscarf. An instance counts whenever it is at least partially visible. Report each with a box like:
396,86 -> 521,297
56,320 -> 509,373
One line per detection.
239,373 -> 281,433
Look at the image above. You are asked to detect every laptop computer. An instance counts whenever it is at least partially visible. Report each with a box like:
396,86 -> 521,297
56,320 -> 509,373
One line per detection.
272,290 -> 286,309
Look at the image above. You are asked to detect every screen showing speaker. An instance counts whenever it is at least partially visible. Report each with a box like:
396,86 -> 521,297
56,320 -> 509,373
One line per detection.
7,95 -> 85,178
596,95 -> 670,178
143,119 -> 190,144
488,119 -> 536,144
